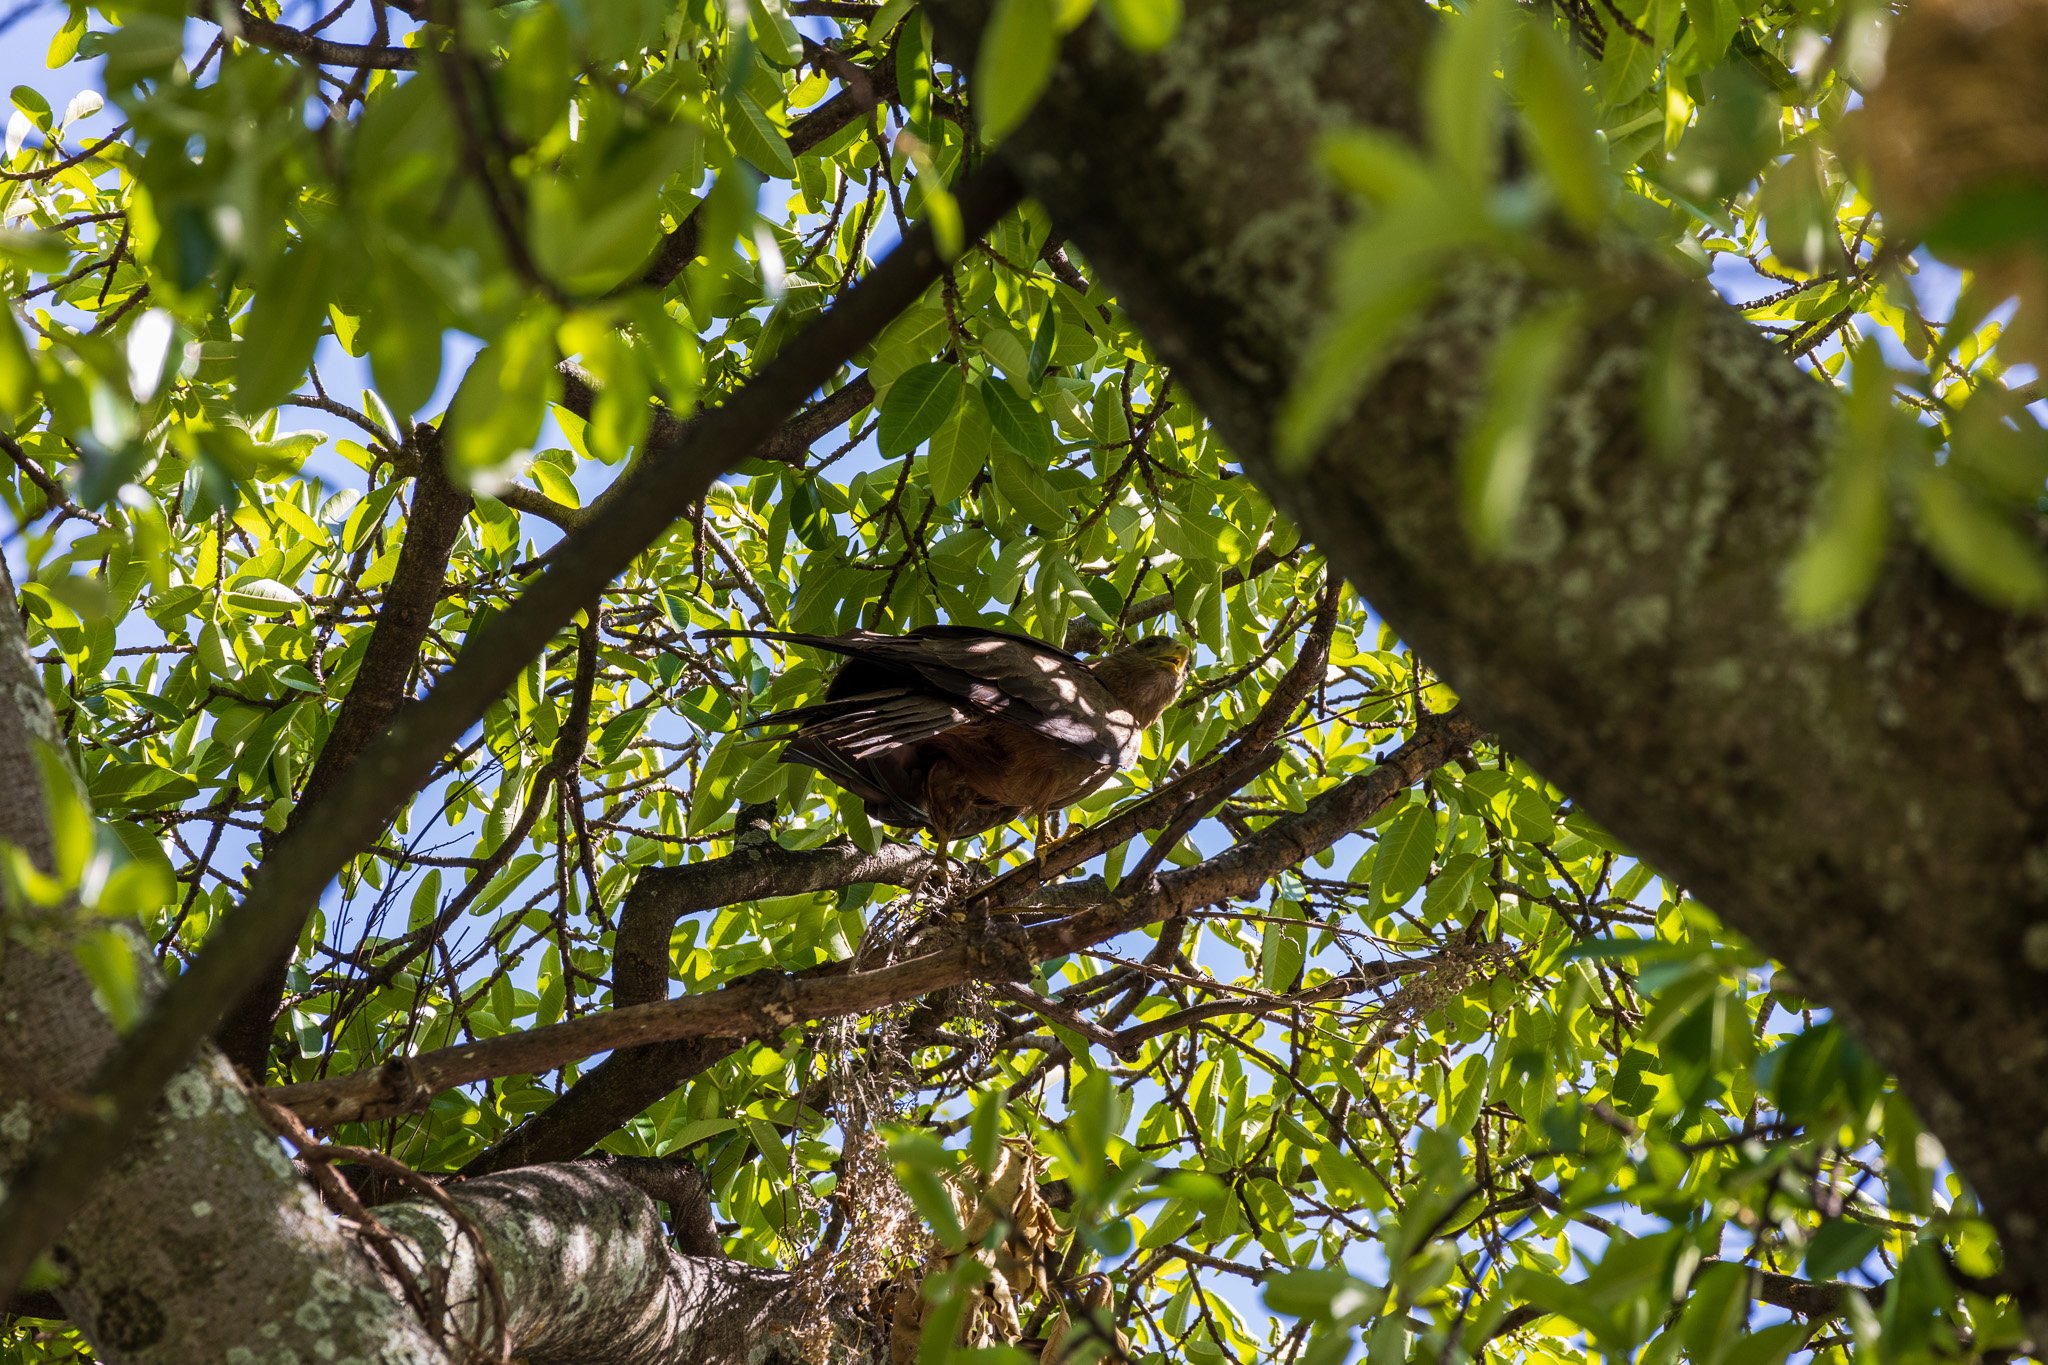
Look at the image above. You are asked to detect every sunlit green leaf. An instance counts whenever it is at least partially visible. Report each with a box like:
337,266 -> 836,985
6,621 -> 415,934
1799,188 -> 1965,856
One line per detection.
1427,0 -> 1511,187
1513,21 -> 1611,230
927,379 -> 993,503
976,0 -> 1057,142
235,234 -> 333,418
879,361 -> 965,458
1100,0 -> 1181,52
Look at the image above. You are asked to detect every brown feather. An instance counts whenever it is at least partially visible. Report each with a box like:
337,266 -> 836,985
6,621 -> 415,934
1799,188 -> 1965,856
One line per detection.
705,627 -> 1191,839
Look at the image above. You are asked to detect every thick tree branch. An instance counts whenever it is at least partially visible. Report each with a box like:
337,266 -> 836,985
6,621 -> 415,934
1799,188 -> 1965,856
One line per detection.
0,159 -> 1027,1301
470,592 -> 1349,1167
612,836 -> 939,1008
370,1162 -> 847,1363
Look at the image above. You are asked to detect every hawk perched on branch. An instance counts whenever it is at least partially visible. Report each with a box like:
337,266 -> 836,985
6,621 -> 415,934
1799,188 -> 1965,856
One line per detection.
704,626 -> 1191,841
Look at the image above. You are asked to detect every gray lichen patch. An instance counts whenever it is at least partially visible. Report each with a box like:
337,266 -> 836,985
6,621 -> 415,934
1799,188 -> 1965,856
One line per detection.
0,1098 -> 34,1148
2005,625 -> 2048,703
1132,6 -> 1366,364
164,1067 -> 214,1121
1613,594 -> 1673,651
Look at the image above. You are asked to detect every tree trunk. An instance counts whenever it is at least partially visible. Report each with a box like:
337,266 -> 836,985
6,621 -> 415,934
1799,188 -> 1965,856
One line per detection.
928,0 -> 2048,1324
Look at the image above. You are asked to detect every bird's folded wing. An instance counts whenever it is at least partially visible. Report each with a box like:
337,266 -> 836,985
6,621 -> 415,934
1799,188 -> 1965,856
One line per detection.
754,689 -> 971,756
705,627 -> 1132,766
887,636 -> 1135,767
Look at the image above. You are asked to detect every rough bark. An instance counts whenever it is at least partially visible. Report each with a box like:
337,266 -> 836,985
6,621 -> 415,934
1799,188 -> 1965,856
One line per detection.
0,559 -> 450,1363
369,1163 -> 851,1364
927,0 -> 2048,1322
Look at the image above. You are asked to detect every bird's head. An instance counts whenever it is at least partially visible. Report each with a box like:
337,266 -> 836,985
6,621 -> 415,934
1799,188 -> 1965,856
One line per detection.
1129,636 -> 1192,680
1089,636 -> 1193,724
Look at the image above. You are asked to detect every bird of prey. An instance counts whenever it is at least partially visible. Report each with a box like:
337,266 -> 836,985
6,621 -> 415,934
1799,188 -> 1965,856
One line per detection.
702,625 -> 1191,842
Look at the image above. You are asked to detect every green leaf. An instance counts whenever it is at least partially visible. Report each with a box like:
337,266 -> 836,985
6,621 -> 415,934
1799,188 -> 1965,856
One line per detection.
1442,1053 -> 1490,1136
1598,24 -> 1659,106
1427,0 -> 1511,187
1277,204 -> 1462,463
236,235 -> 333,418
1140,1197 -> 1201,1249
1660,66 -> 1779,206
1678,1261 -> 1751,1361
870,304 -> 949,392
917,172 -> 963,260
1684,0 -> 1739,63
726,88 -> 797,181
74,929 -> 142,1031
1806,1220 -> 1882,1282
1323,128 -> 1440,207
446,309 -> 558,475
366,257 -> 445,420
47,8 -> 85,67
890,1146 -> 967,1250
533,120 -> 696,293
976,0 -> 1056,142
981,378 -> 1054,465
927,380 -> 993,503
896,12 -> 932,124
990,444 -> 1069,527
1370,804 -> 1435,910
1099,0 -> 1182,52
11,85 -> 52,131
0,309 -> 36,413
667,1116 -> 742,1149
877,361 -> 965,457
1757,141 -> 1842,278
745,0 -> 803,67
1027,294 -> 1058,387
866,0 -> 917,42
29,741 -> 90,891
1420,852 -> 1485,921
1784,341 -> 1899,623
1459,298 -> 1581,550
0,227 -> 69,273
1921,181 -> 2048,260
1513,21 -> 1610,230
222,577 -> 306,618
1258,912 -> 1307,991
1264,1267 -> 1374,1320
1912,467 -> 2048,610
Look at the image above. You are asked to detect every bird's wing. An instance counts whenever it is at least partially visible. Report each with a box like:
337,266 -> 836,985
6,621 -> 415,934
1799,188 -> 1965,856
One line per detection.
703,626 -> 1136,767
904,634 -> 1137,768
780,733 -> 931,828
756,689 -> 972,756
754,688 -> 973,831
